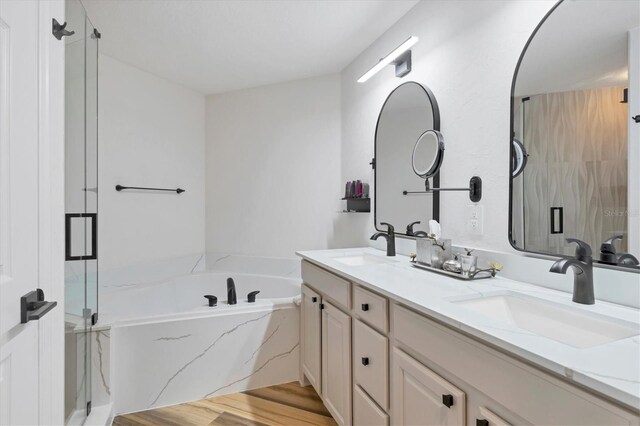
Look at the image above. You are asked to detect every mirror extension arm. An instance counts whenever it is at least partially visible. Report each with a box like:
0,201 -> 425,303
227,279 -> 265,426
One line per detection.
403,176 -> 482,202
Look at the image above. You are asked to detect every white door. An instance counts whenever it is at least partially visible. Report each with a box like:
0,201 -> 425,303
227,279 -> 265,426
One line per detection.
0,1 -> 65,425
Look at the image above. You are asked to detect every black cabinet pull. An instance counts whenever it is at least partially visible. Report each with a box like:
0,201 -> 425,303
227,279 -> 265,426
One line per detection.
476,420 -> 489,426
311,296 -> 317,303
361,357 -> 369,366
319,303 -> 325,310
361,303 -> 369,311
442,394 -> 454,408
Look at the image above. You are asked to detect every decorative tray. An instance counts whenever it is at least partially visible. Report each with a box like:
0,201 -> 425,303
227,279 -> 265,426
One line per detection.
410,260 -> 495,281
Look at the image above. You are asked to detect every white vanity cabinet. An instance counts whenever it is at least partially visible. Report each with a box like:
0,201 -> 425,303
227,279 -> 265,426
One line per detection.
299,260 -> 639,426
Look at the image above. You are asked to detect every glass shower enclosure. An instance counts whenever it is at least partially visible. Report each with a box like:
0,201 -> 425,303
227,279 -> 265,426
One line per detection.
64,0 -> 99,423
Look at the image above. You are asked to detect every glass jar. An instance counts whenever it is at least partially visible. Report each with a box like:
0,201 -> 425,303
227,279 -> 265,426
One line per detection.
460,254 -> 478,278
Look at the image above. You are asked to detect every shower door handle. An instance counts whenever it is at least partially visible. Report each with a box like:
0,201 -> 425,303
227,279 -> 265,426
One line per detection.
65,213 -> 98,261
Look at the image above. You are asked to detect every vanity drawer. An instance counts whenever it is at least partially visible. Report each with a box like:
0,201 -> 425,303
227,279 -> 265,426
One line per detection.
353,285 -> 388,333
392,304 -> 638,425
302,261 -> 350,309
353,385 -> 389,426
353,320 -> 388,410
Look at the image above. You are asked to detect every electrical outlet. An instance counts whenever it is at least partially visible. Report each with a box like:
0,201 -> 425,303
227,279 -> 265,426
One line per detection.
468,204 -> 483,235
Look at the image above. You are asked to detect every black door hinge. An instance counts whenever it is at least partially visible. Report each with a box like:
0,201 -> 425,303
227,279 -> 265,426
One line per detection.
91,312 -> 98,326
86,401 -> 91,416
92,28 -> 101,39
319,303 -> 325,310
370,158 -> 376,169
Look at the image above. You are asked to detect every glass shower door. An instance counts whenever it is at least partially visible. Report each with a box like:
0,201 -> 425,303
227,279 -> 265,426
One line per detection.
64,0 -> 99,422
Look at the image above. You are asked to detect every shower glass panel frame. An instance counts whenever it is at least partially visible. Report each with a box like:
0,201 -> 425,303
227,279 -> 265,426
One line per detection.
64,0 -> 99,422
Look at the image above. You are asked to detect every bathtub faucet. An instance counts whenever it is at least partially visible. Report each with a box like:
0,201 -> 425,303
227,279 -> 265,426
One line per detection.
227,277 -> 237,305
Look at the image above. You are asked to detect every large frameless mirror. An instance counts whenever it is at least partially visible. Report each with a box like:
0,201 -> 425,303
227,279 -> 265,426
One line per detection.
509,0 -> 640,270
374,82 -> 441,237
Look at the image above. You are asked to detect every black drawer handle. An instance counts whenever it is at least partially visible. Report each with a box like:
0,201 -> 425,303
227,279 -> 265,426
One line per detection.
476,420 -> 489,426
361,303 -> 369,311
442,394 -> 454,408
361,357 -> 369,366
311,296 -> 317,303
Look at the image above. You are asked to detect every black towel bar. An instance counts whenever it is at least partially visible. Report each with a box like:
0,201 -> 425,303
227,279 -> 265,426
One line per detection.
115,185 -> 185,194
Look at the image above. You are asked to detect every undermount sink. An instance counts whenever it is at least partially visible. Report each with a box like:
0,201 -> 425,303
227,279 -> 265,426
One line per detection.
450,292 -> 639,348
331,253 -> 396,267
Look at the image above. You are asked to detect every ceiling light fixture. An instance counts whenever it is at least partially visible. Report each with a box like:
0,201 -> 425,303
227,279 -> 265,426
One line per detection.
357,36 -> 419,83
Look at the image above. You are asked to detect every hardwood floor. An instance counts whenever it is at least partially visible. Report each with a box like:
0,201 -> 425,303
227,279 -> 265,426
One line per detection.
112,382 -> 337,426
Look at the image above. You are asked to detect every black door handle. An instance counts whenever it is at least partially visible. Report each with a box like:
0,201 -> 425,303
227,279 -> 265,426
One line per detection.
442,394 -> 454,408
311,296 -> 317,303
476,420 -> 489,426
21,289 -> 57,323
361,303 -> 369,311
633,115 -> 640,123
361,357 -> 369,366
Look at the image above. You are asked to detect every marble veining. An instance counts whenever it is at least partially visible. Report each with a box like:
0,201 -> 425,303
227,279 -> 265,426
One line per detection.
153,334 -> 192,342
149,310 -> 277,407
202,342 -> 299,398
95,330 -> 111,397
243,325 -> 280,365
112,305 -> 300,415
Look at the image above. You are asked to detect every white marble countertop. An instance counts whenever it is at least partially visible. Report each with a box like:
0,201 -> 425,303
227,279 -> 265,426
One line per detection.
296,247 -> 640,411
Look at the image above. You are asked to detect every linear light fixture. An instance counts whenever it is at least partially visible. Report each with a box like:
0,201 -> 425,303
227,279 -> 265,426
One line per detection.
357,36 -> 419,83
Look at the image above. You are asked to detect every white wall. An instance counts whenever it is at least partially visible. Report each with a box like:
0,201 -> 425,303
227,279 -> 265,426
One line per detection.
205,75 -> 342,258
341,0 -> 556,252
99,55 -> 205,271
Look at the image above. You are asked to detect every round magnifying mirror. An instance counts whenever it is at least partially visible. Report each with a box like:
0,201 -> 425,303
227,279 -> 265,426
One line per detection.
511,138 -> 528,177
412,129 -> 444,178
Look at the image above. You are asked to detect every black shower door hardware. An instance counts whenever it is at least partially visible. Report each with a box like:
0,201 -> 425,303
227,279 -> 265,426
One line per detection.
65,213 -> 97,261
550,207 -> 564,234
633,115 -> 640,123
115,185 -> 185,194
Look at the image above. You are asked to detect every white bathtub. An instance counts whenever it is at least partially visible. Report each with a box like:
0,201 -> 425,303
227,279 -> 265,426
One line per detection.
100,272 -> 301,325
96,261 -> 302,415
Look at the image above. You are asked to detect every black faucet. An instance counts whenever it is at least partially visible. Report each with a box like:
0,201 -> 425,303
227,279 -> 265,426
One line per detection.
371,222 -> 396,256
549,238 -> 594,305
600,235 -> 639,266
247,291 -> 260,303
406,221 -> 429,238
227,277 -> 237,305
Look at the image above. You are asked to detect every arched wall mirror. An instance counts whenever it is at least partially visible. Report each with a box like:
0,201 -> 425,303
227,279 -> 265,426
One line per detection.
374,81 -> 441,237
509,0 -> 640,270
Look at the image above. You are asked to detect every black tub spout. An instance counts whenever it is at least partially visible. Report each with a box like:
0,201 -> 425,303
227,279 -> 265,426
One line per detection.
227,278 -> 237,305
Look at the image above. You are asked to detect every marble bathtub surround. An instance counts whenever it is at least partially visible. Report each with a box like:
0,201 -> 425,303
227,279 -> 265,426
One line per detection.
112,306 -> 300,414
297,247 -> 640,410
